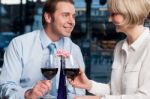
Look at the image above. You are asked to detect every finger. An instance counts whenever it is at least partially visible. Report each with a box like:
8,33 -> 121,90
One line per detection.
40,80 -> 52,93
32,88 -> 43,97
34,81 -> 50,95
42,80 -> 51,90
67,78 -> 75,82
79,68 -> 84,73
68,78 -> 72,82
68,80 -> 75,86
74,96 -> 82,99
70,81 -> 76,87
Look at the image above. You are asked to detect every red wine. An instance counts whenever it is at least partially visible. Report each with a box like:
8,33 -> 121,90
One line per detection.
64,68 -> 79,80
41,68 -> 58,80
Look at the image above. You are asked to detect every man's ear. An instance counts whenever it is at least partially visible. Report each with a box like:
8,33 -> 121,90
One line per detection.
44,12 -> 51,23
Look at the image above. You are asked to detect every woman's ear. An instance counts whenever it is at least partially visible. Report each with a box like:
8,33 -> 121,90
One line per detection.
44,12 -> 51,23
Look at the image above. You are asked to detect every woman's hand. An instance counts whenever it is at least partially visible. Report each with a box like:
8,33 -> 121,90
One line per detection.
24,80 -> 51,99
68,68 -> 92,90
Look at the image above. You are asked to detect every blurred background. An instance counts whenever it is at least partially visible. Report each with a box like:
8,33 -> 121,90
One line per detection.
0,0 -> 150,83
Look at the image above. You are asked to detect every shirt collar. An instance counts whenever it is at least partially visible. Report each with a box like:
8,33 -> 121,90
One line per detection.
122,39 -> 129,51
122,27 -> 150,51
40,29 -> 52,49
131,27 -> 149,51
40,29 -> 64,50
54,38 -> 64,50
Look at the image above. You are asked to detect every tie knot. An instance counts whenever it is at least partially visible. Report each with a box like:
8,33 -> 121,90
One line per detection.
48,43 -> 56,54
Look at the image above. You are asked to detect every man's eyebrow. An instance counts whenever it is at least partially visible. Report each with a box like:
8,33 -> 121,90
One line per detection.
61,12 -> 76,15
61,12 -> 70,14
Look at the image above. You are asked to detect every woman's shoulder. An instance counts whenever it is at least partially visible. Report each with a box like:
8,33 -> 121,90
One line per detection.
115,39 -> 126,49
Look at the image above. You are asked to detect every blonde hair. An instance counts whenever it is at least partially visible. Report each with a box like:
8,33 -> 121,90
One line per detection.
107,0 -> 150,26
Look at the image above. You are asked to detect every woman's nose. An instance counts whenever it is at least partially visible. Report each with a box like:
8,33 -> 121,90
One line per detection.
108,16 -> 112,22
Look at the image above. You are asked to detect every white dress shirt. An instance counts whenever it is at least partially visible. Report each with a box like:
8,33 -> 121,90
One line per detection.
0,29 -> 85,99
89,27 -> 150,99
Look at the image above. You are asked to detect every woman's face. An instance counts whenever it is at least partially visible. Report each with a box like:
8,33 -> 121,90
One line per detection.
108,12 -> 126,33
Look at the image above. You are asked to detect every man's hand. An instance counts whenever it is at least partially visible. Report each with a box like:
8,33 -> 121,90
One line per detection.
24,80 -> 51,99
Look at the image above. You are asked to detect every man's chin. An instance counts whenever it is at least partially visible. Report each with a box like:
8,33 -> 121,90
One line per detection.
62,33 -> 71,37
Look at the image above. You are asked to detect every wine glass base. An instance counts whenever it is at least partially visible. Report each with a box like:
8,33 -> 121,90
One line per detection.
40,95 -> 57,99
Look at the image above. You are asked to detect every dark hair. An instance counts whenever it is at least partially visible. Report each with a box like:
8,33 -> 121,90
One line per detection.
42,0 -> 74,28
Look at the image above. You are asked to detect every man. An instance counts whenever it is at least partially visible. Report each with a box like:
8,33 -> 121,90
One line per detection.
0,0 -> 85,98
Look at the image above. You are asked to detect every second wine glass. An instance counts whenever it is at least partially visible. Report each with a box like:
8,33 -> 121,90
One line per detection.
63,55 -> 80,95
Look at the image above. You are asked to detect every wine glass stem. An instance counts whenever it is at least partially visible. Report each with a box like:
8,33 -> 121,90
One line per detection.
74,87 -> 76,95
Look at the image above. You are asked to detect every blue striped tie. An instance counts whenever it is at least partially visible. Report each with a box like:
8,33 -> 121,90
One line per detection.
48,43 -> 57,96
48,43 -> 56,54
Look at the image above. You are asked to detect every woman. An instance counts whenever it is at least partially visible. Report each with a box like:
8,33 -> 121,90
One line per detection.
69,0 -> 150,99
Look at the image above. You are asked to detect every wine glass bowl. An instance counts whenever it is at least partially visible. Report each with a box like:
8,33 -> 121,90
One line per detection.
64,68 -> 79,80
63,55 -> 80,95
41,53 -> 58,80
41,68 -> 58,80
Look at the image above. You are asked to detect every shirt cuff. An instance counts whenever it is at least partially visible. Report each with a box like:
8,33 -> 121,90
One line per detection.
88,80 -> 100,93
88,80 -> 110,96
21,87 -> 33,99
101,95 -> 106,99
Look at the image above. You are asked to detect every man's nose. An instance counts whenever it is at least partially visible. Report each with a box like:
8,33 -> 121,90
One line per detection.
68,16 -> 75,25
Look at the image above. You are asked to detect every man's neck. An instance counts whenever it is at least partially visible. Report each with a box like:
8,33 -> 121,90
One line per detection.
44,28 -> 61,42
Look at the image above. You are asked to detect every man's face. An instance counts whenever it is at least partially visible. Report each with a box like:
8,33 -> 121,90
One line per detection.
50,2 -> 76,38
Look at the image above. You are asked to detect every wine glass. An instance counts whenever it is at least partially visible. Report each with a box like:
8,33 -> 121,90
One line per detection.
63,55 -> 80,95
41,53 -> 58,99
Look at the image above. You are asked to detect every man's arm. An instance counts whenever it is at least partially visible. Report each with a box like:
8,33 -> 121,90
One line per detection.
0,37 -> 52,99
0,38 -> 30,99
